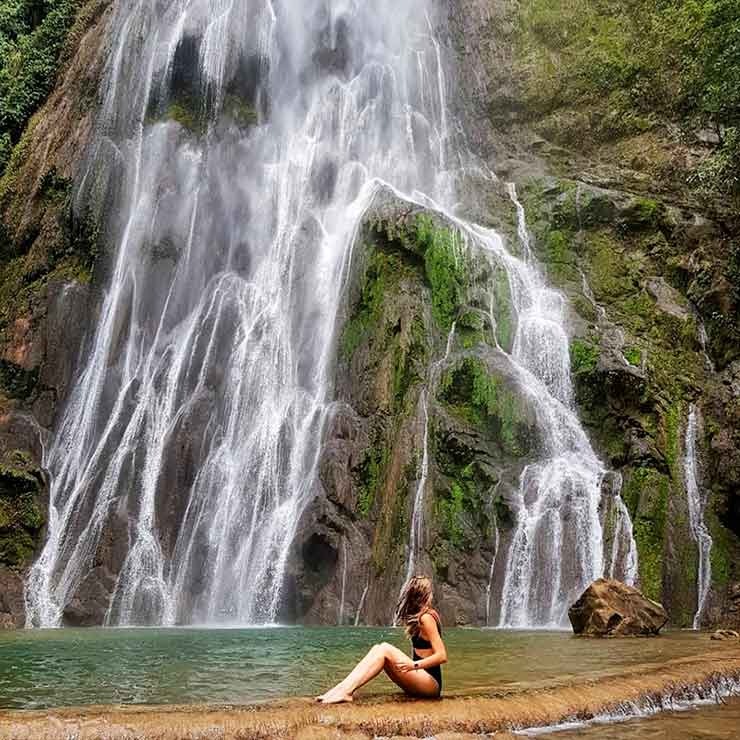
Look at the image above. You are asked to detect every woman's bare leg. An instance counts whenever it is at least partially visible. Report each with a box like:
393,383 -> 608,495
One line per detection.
317,642 -> 440,703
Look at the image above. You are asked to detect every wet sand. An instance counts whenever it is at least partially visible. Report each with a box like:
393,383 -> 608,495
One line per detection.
1,646 -> 738,739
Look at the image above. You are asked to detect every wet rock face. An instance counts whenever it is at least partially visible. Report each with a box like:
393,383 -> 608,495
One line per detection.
0,1 -> 112,625
288,192 -> 522,626
569,578 -> 668,637
0,451 -> 48,627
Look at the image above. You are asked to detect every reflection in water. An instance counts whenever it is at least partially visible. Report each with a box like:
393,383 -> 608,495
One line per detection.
0,628 -> 723,710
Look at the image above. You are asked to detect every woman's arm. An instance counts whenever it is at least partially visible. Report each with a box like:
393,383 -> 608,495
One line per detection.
397,613 -> 447,673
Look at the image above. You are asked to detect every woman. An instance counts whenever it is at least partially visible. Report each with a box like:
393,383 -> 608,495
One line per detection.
317,575 -> 446,703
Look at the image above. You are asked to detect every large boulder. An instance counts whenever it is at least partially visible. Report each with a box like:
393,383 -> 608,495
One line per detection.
568,578 -> 668,637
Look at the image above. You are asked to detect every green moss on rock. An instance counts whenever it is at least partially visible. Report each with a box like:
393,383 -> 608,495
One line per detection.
624,346 -> 642,366
355,446 -> 387,518
340,247 -> 410,360
416,215 -> 466,330
489,266 -> 514,350
163,98 -> 205,135
439,358 -> 533,457
0,456 -> 46,567
222,94 -> 258,128
622,466 -> 670,601
570,338 -> 600,375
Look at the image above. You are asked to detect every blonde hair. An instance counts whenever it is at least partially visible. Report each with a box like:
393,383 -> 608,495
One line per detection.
395,575 -> 434,638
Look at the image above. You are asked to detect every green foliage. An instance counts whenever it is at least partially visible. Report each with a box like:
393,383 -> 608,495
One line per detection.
432,434 -> 492,551
570,338 -> 600,375
621,198 -> 663,230
544,229 -> 578,283
0,0 -> 81,176
340,248 -> 402,360
623,346 -> 642,366
416,215 -> 466,329
710,512 -> 732,588
490,266 -> 513,349
690,127 -> 740,199
0,357 -> 39,398
518,0 -> 740,197
437,480 -> 466,547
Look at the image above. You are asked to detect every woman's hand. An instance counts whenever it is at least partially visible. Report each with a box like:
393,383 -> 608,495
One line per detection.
395,660 -> 415,673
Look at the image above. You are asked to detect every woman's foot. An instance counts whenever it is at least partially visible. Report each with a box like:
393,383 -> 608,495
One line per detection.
316,686 -> 354,704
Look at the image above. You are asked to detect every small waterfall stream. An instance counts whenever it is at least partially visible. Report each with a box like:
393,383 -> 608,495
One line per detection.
338,541 -> 348,625
488,185 -> 636,627
485,514 -> 500,627
354,581 -> 369,626
684,405 -> 713,629
606,473 -> 639,584
401,390 -> 431,588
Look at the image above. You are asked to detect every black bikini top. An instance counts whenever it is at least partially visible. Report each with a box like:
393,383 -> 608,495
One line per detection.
411,609 -> 442,650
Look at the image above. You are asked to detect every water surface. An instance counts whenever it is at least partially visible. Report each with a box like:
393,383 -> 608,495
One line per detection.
0,627 -> 717,710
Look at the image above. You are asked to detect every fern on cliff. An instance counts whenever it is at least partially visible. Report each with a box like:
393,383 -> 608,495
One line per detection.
0,0 -> 80,174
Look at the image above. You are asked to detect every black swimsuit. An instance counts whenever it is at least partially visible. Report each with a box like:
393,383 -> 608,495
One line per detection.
411,611 -> 443,691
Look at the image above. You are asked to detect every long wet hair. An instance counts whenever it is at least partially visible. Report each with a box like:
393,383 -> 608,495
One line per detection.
395,575 -> 434,638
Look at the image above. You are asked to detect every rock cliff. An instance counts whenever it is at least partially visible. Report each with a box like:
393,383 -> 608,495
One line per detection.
0,0 -> 737,629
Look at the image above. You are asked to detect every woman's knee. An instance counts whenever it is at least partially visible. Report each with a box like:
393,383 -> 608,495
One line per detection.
372,642 -> 392,656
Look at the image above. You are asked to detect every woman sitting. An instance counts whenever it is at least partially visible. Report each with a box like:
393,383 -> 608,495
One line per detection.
317,575 -> 446,703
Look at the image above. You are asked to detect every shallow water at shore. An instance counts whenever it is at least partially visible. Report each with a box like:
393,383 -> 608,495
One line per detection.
532,696 -> 740,738
0,626 -> 719,710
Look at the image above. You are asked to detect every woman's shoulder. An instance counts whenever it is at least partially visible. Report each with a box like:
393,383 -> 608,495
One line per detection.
420,608 -> 442,629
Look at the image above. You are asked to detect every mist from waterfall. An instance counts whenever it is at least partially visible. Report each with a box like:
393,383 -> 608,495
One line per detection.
24,0 -> 637,628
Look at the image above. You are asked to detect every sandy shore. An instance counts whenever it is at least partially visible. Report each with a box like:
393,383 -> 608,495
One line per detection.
2,645 -> 739,739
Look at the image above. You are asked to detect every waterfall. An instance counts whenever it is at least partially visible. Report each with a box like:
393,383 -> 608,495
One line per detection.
354,581 -> 369,627
397,320 -> 454,602
401,390 -> 431,590
338,540 -> 348,625
25,0 -> 456,627
489,184 -> 623,628
485,514 -> 499,627
605,473 -> 639,585
24,0 -> 636,628
684,405 -> 713,629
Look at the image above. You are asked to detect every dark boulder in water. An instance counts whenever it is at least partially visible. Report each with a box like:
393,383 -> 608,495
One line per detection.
569,578 -> 668,637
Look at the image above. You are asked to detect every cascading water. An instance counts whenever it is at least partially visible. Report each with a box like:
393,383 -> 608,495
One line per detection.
25,0 -> 456,627
684,405 -> 713,629
398,321 -> 455,596
483,185 -> 637,627
338,540 -> 348,625
354,581 -> 369,626
485,509 -> 500,627
401,390 -> 431,589
605,473 -> 639,585
24,0 -> 637,629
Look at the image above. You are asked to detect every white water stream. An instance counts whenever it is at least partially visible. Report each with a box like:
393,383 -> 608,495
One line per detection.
684,405 -> 713,629
25,0 -> 636,628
